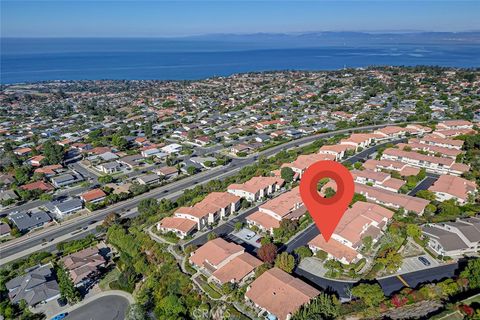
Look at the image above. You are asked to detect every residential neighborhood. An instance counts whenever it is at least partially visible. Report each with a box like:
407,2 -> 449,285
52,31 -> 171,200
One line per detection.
1,67 -> 480,320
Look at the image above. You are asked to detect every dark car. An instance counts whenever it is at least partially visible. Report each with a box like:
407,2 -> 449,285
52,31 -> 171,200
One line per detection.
418,256 -> 431,266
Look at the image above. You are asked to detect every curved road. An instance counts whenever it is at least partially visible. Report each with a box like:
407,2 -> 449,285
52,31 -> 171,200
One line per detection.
65,295 -> 130,320
1,122 -> 398,265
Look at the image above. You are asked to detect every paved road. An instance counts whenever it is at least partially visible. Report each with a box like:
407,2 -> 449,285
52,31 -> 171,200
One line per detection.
281,223 -> 319,253
0,123 -> 397,264
344,138 -> 406,164
295,262 -> 459,300
65,295 -> 130,320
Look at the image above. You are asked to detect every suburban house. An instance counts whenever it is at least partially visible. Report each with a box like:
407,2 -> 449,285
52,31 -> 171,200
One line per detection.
436,120 -> 474,131
27,155 -> 45,167
318,144 -> 355,161
62,246 -> 107,286
354,183 -> 429,215
245,267 -> 319,320
323,180 -> 429,215
351,169 -> 405,192
416,133 -> 464,150
433,128 -> 476,138
20,181 -> 54,192
161,143 -> 182,154
231,144 -> 251,154
154,166 -> 179,180
340,133 -> 380,151
8,209 -> 52,232
422,216 -> 480,257
117,154 -> 145,169
381,148 -> 470,176
157,217 -> 197,239
373,124 -> 430,141
97,161 -> 123,174
141,147 -> 164,158
158,192 -> 241,233
0,190 -> 18,203
227,176 -> 284,202
50,173 -> 83,188
189,238 -> 262,285
363,159 -> 420,177
308,201 -> 394,264
281,153 -> 336,180
137,173 -> 161,185
5,264 -> 60,307
13,147 -> 32,156
399,141 -> 462,159
34,164 -> 64,177
428,175 -> 477,204
246,187 -> 303,233
80,188 -> 107,203
0,222 -> 12,238
45,198 -> 83,219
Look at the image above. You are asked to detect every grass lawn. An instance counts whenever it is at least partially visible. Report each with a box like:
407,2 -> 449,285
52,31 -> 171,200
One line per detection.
99,267 -> 121,291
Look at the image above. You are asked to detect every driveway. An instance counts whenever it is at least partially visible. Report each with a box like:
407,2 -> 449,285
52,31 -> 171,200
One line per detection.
408,175 -> 438,196
397,254 -> 439,274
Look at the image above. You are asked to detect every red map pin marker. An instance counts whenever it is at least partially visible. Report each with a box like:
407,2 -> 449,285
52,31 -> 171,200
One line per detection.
299,160 -> 354,242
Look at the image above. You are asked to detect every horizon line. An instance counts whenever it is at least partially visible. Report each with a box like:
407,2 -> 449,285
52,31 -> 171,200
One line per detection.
2,30 -> 480,39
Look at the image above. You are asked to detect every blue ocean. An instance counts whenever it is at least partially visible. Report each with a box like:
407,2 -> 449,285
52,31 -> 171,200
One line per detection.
1,37 -> 479,84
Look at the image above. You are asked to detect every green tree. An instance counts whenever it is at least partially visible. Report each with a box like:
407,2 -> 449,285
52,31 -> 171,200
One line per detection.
112,135 -> 128,150
315,250 -> 328,261
438,199 -> 461,217
351,283 -> 385,307
406,224 -> 422,239
98,174 -> 114,184
280,167 -> 295,182
234,221 -> 243,231
144,121 -> 153,138
294,246 -> 313,260
186,166 -> 197,175
126,304 -> 146,320
155,295 -> 186,319
207,232 -> 217,241
138,198 -> 158,217
324,187 -> 336,198
293,292 -> 340,320
362,236 -> 373,252
461,258 -> 480,289
274,252 -> 296,273
56,264 -> 81,304
42,139 -> 65,164
416,190 -> 436,201
255,263 -> 270,278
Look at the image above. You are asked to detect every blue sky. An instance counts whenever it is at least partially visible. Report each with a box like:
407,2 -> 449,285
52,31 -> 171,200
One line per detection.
2,1 -> 479,37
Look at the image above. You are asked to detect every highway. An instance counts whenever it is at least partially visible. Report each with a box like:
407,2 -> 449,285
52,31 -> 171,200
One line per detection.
0,123 -> 396,265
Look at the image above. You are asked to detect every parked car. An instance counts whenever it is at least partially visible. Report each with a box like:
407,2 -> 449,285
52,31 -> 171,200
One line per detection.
245,231 -> 256,240
51,313 -> 68,320
418,256 -> 431,266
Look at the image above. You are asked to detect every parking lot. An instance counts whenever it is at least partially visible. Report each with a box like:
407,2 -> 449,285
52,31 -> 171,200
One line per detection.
230,228 -> 262,248
398,254 -> 439,274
